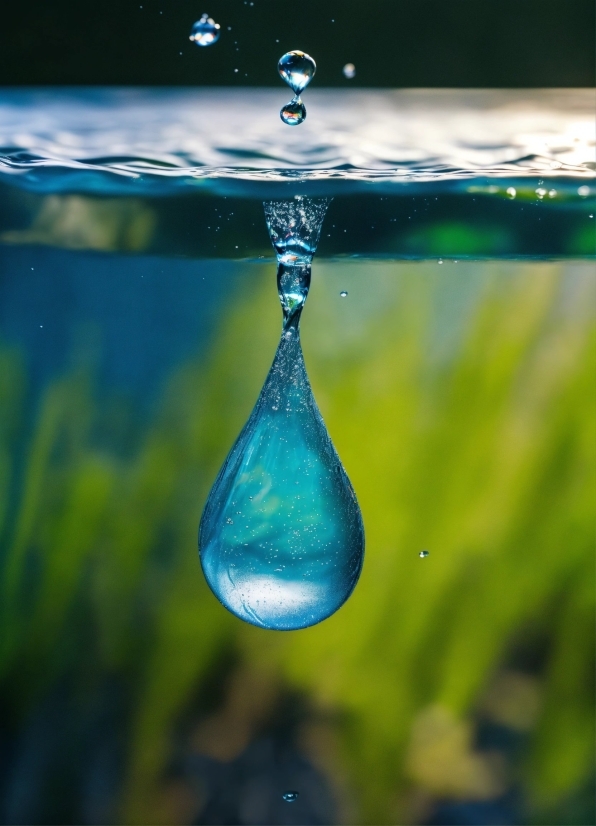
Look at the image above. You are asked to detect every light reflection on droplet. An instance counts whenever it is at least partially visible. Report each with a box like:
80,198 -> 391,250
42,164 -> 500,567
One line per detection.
189,14 -> 221,46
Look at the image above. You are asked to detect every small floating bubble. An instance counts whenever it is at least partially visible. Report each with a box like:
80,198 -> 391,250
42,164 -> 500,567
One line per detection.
536,188 -> 546,200
578,185 -> 590,197
506,187 -> 516,199
340,290 -> 348,297
190,14 -> 220,46
419,550 -> 429,558
343,63 -> 356,79
548,189 -> 557,198
280,96 -> 306,125
438,259 -> 443,264
282,792 -> 299,803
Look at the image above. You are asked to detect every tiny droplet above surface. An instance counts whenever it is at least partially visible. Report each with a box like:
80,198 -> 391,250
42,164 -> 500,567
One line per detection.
280,97 -> 306,125
282,791 -> 299,803
340,290 -> 348,297
189,14 -> 220,46
419,550 -> 429,558
278,51 -> 316,94
343,63 -> 356,79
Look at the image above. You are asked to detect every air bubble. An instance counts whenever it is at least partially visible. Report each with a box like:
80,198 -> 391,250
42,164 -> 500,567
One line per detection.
189,14 -> 220,46
548,189 -> 557,198
578,185 -> 590,197
506,187 -> 516,199
536,188 -> 546,200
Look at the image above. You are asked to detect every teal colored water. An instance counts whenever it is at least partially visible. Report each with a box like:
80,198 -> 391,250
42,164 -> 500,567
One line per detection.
200,197 -> 364,630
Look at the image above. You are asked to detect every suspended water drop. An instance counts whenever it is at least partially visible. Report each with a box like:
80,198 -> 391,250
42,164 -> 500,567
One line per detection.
280,96 -> 306,126
189,13 -> 220,46
419,550 -> 429,558
199,198 -> 364,631
340,290 -> 348,297
282,791 -> 299,803
343,63 -> 356,79
278,51 -> 315,126
506,187 -> 516,199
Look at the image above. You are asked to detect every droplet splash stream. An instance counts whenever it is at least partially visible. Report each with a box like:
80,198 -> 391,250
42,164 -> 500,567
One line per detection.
199,197 -> 365,630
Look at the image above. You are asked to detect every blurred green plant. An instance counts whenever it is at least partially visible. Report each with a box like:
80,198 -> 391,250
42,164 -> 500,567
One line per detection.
0,260 -> 593,825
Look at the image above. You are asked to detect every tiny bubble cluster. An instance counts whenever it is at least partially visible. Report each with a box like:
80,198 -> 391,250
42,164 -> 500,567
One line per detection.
189,14 -> 220,46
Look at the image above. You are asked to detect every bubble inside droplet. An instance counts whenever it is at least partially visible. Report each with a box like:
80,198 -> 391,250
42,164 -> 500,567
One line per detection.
343,63 -> 356,79
280,96 -> 306,125
282,791 -> 299,803
419,550 -> 429,558
189,13 -> 220,46
506,187 -> 516,199
278,51 -> 316,94
340,290 -> 348,297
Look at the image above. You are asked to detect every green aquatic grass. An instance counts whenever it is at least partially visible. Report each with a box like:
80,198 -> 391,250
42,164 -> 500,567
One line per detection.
0,260 -> 593,825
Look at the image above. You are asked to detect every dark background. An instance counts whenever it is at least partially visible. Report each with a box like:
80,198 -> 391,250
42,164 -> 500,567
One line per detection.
1,0 -> 594,87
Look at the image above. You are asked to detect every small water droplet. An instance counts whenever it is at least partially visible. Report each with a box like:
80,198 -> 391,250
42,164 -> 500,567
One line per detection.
419,550 -> 429,558
578,185 -> 590,197
189,13 -> 220,46
340,290 -> 348,297
343,63 -> 356,79
280,96 -> 306,125
506,187 -> 516,199
282,791 -> 299,803
536,188 -> 546,200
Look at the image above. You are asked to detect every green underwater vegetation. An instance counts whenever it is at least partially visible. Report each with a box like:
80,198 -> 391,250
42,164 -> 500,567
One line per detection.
0,259 -> 594,825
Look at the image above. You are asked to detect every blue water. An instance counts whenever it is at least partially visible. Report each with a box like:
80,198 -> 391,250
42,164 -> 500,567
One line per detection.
200,197 -> 364,630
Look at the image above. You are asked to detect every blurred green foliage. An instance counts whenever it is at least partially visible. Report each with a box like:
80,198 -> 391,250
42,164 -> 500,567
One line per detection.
0,260 -> 594,824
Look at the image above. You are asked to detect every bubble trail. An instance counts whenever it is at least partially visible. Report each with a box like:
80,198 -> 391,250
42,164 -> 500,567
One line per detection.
199,197 -> 364,631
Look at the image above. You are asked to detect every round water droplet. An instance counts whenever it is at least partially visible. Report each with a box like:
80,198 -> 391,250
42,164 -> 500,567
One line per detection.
578,185 -> 590,197
282,791 -> 299,803
340,290 -> 348,297
343,63 -> 356,79
278,51 -> 316,94
419,550 -> 429,558
506,187 -> 516,199
189,14 -> 220,46
280,96 -> 306,126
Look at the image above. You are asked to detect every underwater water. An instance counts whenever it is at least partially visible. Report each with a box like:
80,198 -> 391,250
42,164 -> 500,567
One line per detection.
0,88 -> 594,825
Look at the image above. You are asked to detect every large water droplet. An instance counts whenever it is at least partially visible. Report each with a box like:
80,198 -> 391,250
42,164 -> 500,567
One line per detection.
280,96 -> 306,126
278,51 -> 315,127
282,791 -> 299,803
199,198 -> 364,631
278,51 -> 316,94
189,14 -> 220,46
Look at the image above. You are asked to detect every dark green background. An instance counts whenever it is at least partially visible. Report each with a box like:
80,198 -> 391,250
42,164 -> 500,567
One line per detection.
1,0 -> 594,86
